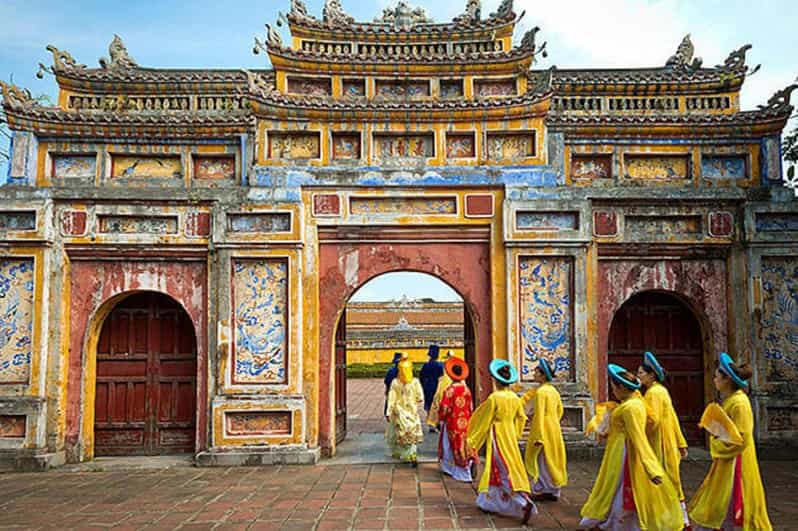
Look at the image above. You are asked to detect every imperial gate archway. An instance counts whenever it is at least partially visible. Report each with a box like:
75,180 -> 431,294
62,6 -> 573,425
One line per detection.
317,225 -> 493,453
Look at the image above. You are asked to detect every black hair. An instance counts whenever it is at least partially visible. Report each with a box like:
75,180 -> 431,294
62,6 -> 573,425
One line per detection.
451,364 -> 463,377
497,365 -> 512,380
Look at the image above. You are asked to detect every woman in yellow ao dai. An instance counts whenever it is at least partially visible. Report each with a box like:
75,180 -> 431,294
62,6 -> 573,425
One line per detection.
386,353 -> 424,466
467,359 -> 536,525
521,358 -> 567,500
688,353 -> 772,531
579,364 -> 684,531
637,351 -> 689,525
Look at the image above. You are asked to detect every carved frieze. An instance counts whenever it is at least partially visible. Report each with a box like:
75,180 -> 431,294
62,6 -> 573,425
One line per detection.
268,132 -> 321,160
225,411 -> 291,436
446,133 -> 475,159
487,132 -> 535,160
111,155 -> 182,179
624,154 -> 689,180
193,156 -> 235,180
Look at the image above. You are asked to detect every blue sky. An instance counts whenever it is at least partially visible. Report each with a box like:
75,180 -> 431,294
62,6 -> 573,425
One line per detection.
1,0 -> 796,300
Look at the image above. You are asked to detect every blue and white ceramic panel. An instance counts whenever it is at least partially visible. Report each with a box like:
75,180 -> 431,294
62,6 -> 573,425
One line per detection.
761,257 -> 798,380
0,259 -> 34,384
519,257 -> 572,381
232,259 -> 288,384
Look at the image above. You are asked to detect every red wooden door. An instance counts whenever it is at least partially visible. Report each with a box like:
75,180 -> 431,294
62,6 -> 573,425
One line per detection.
608,291 -> 705,445
464,307 -> 477,403
94,292 -> 197,456
334,312 -> 347,444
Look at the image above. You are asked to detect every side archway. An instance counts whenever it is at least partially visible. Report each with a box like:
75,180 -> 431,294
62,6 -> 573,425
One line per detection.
65,259 -> 208,462
608,290 -> 707,444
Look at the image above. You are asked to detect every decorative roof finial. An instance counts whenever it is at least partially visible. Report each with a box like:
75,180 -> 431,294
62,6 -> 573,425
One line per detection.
454,0 -> 481,24
36,44 -> 87,78
254,23 -> 283,55
375,1 -> 433,28
99,35 -> 138,70
0,81 -> 36,110
757,83 -> 798,112
666,34 -> 703,71
490,0 -> 515,20
323,0 -> 354,27
717,44 -> 760,77
290,0 -> 309,19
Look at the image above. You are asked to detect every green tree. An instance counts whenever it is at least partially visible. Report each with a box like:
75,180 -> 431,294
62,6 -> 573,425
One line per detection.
784,119 -> 798,190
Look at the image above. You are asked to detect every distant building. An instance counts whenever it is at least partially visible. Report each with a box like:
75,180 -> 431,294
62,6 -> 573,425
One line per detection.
346,297 -> 464,364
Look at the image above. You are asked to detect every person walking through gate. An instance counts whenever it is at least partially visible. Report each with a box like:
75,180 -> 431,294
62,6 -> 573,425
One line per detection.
521,358 -> 568,501
688,352 -> 772,531
467,359 -> 536,525
437,355 -> 478,482
420,344 -> 444,432
637,351 -> 690,526
385,352 -> 424,467
579,363 -> 684,531
383,352 -> 402,417
427,350 -> 455,429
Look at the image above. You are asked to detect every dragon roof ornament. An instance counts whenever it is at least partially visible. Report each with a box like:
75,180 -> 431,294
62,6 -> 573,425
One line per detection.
757,83 -> 798,112
323,0 -> 354,27
254,23 -> 283,56
490,0 -> 515,21
0,81 -> 37,110
666,34 -> 703,71
375,1 -> 433,28
716,44 -> 760,77
519,26 -> 547,59
36,44 -> 87,78
99,35 -> 138,70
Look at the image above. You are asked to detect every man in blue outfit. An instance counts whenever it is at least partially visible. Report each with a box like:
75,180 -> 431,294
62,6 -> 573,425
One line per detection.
419,344 -> 443,432
383,352 -> 402,418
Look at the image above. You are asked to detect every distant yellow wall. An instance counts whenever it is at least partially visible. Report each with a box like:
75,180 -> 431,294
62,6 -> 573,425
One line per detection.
347,347 -> 465,365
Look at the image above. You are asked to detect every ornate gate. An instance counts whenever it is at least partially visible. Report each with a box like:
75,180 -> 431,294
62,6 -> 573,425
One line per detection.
94,292 -> 197,455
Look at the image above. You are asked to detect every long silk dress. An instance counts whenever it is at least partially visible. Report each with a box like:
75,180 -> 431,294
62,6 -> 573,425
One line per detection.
580,394 -> 684,531
438,381 -> 477,481
522,382 -> 568,497
688,390 -> 772,531
426,373 -> 453,427
386,378 -> 424,461
643,381 -> 688,522
467,389 -> 536,520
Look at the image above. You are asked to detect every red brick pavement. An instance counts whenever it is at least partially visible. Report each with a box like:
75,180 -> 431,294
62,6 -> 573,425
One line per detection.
0,459 -> 796,530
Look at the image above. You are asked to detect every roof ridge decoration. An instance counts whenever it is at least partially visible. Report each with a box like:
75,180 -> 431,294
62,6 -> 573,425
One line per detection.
490,0 -> 515,21
375,1 -> 433,28
716,44 -> 760,77
757,83 -> 798,112
666,34 -> 703,71
453,0 -> 481,24
254,24 -> 283,55
323,0 -> 354,27
36,45 -> 87,78
99,35 -> 138,70
519,26 -> 547,59
0,81 -> 36,110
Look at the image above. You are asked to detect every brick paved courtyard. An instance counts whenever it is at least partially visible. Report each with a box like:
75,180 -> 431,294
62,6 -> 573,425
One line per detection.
1,458 -> 796,530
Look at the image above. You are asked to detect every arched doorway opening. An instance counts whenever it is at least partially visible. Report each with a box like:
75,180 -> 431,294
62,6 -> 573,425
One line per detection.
608,290 -> 706,445
333,272 -> 475,455
93,291 -> 198,456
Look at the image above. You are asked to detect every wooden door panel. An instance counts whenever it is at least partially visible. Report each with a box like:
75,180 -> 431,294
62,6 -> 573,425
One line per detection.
334,313 -> 347,444
95,293 -> 196,456
608,292 -> 705,446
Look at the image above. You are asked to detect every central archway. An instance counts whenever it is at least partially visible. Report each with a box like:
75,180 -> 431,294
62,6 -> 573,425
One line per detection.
333,272 -> 473,444
318,226 -> 493,454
